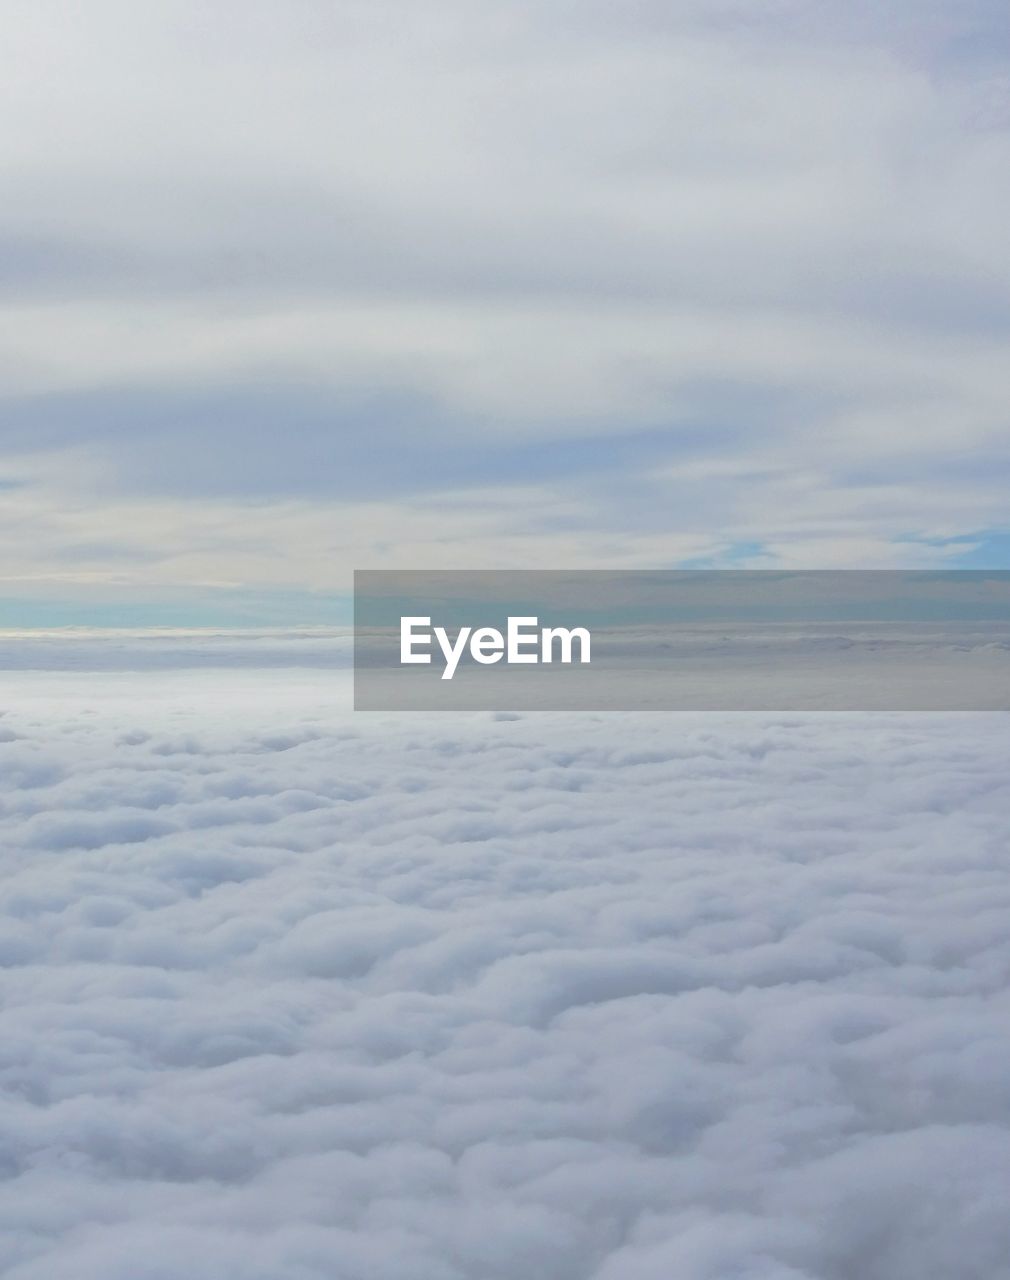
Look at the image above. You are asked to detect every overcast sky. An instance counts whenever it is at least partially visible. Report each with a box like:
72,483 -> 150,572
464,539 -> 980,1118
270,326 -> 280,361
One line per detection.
2,0 -> 1009,624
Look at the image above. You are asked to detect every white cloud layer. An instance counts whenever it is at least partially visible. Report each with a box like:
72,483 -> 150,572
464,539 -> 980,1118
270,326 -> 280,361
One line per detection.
2,639 -> 1009,1277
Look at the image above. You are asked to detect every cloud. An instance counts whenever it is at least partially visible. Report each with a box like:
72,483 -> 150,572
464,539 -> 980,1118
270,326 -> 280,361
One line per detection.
1,0 -> 1010,598
1,638 -> 1010,1276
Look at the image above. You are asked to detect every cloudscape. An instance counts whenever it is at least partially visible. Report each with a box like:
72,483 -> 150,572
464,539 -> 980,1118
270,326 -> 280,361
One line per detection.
3,656 -> 1010,1279
2,1 -> 1010,622
2,4 -> 1010,1279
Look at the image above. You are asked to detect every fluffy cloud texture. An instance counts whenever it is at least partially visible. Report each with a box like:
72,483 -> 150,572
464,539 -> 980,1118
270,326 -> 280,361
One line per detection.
2,638 -> 1009,1277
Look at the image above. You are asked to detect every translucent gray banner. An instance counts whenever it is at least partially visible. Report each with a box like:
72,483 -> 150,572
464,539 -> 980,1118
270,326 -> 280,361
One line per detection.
354,570 -> 1010,710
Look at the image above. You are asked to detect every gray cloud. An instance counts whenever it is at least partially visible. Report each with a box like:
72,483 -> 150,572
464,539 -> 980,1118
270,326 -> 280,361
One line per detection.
0,380 -> 747,501
1,0 -> 1009,588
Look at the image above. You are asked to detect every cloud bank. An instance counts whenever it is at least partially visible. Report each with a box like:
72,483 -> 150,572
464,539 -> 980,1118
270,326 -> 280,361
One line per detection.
2,639 -> 1009,1277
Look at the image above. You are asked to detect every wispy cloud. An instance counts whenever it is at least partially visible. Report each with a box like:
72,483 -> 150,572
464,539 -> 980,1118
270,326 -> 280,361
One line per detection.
2,1 -> 1009,615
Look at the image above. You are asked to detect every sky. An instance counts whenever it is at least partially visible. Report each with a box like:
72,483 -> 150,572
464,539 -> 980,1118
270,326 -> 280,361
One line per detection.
2,0 -> 1010,625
